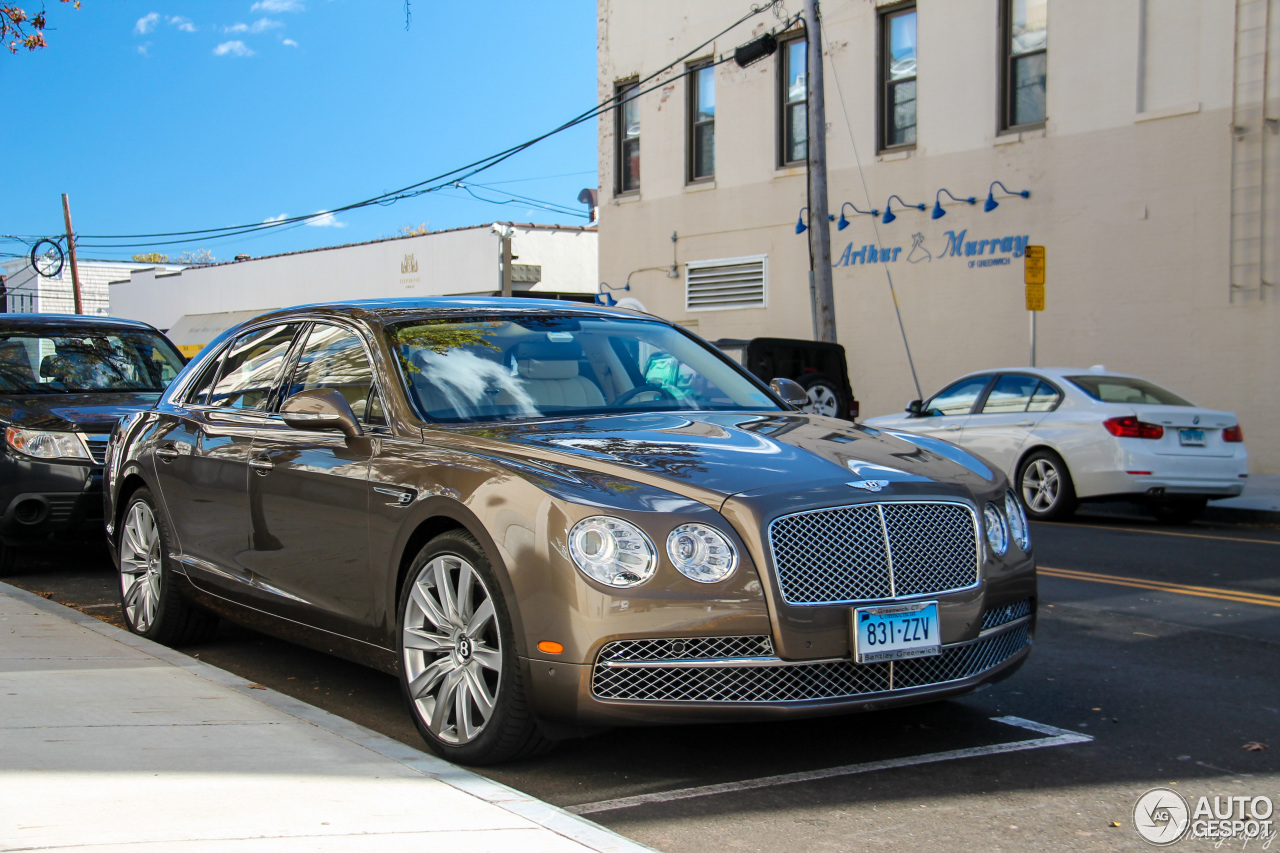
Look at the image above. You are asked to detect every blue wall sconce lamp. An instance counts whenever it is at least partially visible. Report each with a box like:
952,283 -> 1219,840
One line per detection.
984,180 -> 1031,212
836,202 -> 880,230
931,188 -> 977,220
595,281 -> 630,306
795,207 -> 835,234
882,195 -> 926,224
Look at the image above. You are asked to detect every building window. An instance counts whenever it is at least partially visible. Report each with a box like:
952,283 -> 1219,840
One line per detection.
779,38 -> 807,166
879,5 -> 917,150
688,62 -> 715,182
1001,0 -> 1047,129
686,255 -> 767,311
616,80 -> 640,194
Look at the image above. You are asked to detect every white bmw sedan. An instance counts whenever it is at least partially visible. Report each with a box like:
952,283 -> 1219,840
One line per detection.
863,367 -> 1248,523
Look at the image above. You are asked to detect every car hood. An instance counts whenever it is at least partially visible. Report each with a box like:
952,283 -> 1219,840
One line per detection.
445,411 -> 1003,505
0,392 -> 161,433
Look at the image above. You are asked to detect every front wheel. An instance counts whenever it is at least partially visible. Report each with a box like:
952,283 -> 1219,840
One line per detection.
117,488 -> 218,645
398,530 -> 551,765
1017,450 -> 1078,520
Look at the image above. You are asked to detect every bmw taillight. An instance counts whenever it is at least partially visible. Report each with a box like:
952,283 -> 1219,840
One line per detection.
1103,416 -> 1164,439
1223,424 -> 1244,443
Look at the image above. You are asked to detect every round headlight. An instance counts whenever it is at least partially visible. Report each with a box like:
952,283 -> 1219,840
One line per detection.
666,523 -> 738,583
983,502 -> 1009,557
4,426 -> 91,460
1004,490 -> 1030,552
568,516 -> 656,588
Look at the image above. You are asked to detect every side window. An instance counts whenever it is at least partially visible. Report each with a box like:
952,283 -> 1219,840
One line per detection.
981,373 -> 1040,413
184,349 -> 226,406
687,61 -> 715,182
1001,0 -> 1047,130
779,38 -> 807,166
615,80 -> 640,194
925,376 -> 990,416
287,324 -> 377,422
879,4 -> 917,151
1027,381 -> 1061,412
209,325 -> 300,411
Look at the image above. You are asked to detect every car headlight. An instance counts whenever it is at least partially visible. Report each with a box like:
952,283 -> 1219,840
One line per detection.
666,523 -> 738,583
4,426 -> 91,461
568,516 -> 656,588
1004,490 -> 1031,552
983,502 -> 1009,557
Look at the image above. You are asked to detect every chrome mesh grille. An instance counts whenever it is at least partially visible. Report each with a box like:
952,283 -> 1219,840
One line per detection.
769,501 -> 978,605
599,636 -> 775,662
591,625 -> 1029,703
894,624 -> 1031,688
981,598 -> 1034,631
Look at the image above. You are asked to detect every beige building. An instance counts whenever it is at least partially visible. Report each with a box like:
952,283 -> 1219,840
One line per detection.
596,0 -> 1280,472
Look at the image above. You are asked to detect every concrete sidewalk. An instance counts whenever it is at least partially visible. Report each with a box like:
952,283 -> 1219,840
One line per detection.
0,584 -> 653,853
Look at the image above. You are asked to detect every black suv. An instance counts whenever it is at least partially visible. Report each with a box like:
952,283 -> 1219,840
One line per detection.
713,337 -> 858,420
1,314 -> 186,573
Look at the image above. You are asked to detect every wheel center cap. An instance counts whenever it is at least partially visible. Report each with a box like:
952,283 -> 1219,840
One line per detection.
456,636 -> 473,660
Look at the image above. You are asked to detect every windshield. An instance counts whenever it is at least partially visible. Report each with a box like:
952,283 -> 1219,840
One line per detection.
391,315 -> 782,423
0,329 -> 186,394
1066,375 -> 1193,407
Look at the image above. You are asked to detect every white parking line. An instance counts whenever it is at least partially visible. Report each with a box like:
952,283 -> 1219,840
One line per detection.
567,716 -> 1092,816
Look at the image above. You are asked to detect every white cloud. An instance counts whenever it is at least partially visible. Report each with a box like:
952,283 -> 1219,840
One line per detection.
136,42 -> 151,56
306,212 -> 346,228
224,18 -> 282,34
213,40 -> 254,57
135,12 -> 160,34
263,214 -> 288,224
168,16 -> 197,32
251,0 -> 304,12
282,38 -> 298,47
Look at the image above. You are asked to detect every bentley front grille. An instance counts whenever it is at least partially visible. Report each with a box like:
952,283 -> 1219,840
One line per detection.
768,501 -> 979,605
591,622 -> 1030,703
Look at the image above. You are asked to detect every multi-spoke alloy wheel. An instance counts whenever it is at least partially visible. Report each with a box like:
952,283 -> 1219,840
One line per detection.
1018,450 -> 1077,520
402,552 -> 503,746
115,488 -> 217,645
119,499 -> 163,632
398,531 -> 549,765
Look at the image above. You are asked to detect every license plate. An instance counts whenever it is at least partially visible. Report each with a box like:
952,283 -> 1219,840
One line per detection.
1179,428 -> 1205,446
852,601 -> 941,664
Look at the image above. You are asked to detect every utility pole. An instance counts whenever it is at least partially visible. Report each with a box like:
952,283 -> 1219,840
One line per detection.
499,227 -> 513,298
61,193 -> 84,315
803,0 -> 836,344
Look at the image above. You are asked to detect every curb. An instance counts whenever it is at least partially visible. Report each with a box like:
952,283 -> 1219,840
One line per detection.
0,581 -> 658,853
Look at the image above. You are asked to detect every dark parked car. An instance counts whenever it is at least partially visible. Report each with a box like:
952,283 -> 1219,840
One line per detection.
1,314 -> 186,574
713,337 -> 858,420
105,298 -> 1034,764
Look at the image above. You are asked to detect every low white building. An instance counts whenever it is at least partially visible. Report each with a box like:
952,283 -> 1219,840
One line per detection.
1,257 -> 176,316
110,223 -> 599,355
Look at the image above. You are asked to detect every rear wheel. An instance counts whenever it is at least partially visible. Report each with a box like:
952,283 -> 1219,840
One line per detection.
398,530 -> 552,765
799,374 -> 845,418
1017,450 -> 1078,520
1148,497 -> 1207,525
117,488 -> 218,645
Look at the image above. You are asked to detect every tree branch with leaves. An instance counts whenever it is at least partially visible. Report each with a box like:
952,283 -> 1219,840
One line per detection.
3,1 -> 81,54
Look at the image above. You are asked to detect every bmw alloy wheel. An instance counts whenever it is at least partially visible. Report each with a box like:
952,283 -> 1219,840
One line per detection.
118,500 -> 163,633
402,554 -> 503,746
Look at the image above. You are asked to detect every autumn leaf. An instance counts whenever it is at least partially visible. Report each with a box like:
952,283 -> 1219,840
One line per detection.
1242,741 -> 1269,752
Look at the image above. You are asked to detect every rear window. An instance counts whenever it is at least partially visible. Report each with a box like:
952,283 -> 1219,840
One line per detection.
1065,375 -> 1192,407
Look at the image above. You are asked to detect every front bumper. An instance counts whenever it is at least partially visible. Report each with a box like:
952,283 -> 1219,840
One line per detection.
523,593 -> 1034,727
0,455 -> 102,546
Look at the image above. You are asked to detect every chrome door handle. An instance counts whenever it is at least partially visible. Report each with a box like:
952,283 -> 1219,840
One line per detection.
1016,421 -> 1034,427
155,448 -> 179,461
943,424 -> 962,431
248,456 -> 274,475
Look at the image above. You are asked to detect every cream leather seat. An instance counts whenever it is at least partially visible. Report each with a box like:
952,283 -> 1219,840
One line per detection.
517,358 -> 605,409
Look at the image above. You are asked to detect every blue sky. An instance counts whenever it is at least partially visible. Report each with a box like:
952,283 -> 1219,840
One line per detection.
1,0 -> 598,264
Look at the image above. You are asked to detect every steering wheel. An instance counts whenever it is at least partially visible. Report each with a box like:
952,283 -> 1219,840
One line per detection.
614,383 -> 679,406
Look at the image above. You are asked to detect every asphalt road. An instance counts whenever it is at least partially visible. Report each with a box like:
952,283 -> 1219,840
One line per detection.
6,507 -> 1278,852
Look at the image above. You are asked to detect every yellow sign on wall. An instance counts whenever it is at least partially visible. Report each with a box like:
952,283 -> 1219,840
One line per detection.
1026,283 -> 1045,312
1024,245 -> 1045,285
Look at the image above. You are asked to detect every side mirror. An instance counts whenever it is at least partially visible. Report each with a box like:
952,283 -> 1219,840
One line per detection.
769,377 -> 810,409
281,389 -> 363,439
906,400 -> 924,417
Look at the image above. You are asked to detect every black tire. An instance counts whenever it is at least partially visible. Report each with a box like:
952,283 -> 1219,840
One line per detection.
1017,450 -> 1078,520
397,530 -> 553,765
798,374 -> 846,419
0,543 -> 17,578
1148,498 -> 1207,525
116,488 -> 219,646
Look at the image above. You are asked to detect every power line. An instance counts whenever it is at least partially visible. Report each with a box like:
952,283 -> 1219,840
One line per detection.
72,1 -> 784,252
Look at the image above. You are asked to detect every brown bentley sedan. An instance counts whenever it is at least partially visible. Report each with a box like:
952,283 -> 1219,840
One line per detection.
104,298 -> 1036,764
